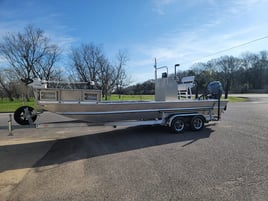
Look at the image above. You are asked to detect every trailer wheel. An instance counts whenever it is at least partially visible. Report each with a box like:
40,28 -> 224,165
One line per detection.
14,106 -> 37,125
171,117 -> 185,133
190,116 -> 204,131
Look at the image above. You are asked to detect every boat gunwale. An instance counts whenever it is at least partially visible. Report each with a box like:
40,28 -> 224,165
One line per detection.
37,99 -> 225,105
57,105 -> 221,116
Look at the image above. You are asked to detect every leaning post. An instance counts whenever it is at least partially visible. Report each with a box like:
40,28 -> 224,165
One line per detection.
217,89 -> 221,120
8,113 -> 13,136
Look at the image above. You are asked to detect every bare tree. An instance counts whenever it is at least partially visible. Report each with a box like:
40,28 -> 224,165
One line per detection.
240,52 -> 258,90
35,44 -> 61,81
0,72 -> 13,101
216,56 -> 240,98
70,43 -> 103,83
98,51 -> 130,100
254,51 -> 268,89
70,44 -> 129,100
0,25 -> 60,99
0,68 -> 20,101
98,56 -> 116,100
114,50 -> 129,98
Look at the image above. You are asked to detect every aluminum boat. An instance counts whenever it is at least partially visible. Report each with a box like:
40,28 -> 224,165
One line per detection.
14,64 -> 228,132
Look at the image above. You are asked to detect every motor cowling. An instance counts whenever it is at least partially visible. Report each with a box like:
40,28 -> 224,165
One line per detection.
207,81 -> 223,99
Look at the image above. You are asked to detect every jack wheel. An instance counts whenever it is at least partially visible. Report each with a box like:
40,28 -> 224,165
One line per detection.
14,106 -> 37,125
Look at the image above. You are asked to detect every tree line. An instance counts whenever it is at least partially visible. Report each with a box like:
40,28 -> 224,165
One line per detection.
0,25 -> 268,101
122,52 -> 268,98
188,51 -> 268,98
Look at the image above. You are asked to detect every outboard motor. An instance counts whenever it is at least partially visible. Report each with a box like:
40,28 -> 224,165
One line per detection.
207,81 -> 223,99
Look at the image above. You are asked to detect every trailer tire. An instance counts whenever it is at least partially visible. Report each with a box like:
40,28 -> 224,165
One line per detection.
190,116 -> 204,131
14,106 -> 37,125
171,117 -> 185,133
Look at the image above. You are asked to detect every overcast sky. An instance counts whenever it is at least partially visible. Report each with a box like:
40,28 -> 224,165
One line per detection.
1,0 -> 268,83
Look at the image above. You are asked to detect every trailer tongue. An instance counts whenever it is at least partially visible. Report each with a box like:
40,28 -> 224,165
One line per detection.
14,63 -> 228,133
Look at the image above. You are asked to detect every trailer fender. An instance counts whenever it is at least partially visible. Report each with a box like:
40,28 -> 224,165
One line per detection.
166,114 -> 194,127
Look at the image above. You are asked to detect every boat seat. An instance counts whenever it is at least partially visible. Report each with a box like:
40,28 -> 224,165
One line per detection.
177,76 -> 195,99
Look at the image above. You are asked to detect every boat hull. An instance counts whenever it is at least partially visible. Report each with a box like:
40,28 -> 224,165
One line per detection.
38,99 -> 228,123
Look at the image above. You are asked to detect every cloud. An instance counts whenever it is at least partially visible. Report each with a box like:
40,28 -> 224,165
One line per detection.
85,0 -> 268,83
154,0 -> 266,56
0,1 -> 77,57
234,0 -> 267,7
130,10 -> 268,76
152,0 -> 176,15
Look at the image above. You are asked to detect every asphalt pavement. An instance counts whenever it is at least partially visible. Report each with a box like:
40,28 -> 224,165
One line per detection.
0,95 -> 267,201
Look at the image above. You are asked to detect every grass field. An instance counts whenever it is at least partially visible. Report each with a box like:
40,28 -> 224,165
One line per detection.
108,94 -> 154,101
0,98 -> 36,113
0,95 -> 154,113
0,95 -> 247,113
227,96 -> 248,102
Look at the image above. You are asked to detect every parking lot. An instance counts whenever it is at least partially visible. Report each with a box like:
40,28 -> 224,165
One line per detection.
0,95 -> 268,201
